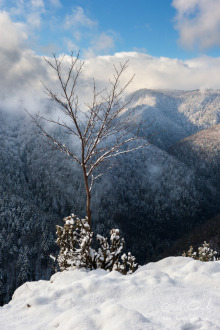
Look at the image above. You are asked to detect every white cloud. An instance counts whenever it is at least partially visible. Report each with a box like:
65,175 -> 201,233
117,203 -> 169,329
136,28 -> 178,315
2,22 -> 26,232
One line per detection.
64,38 -> 79,53
0,11 -> 50,112
92,32 -> 115,52
82,52 -> 220,93
1,11 -> 220,114
27,11 -> 42,28
64,6 -> 97,30
31,0 -> 45,9
63,6 -> 115,58
172,0 -> 220,50
84,32 -> 115,58
2,0 -> 45,31
49,0 -> 62,8
0,11 -> 27,52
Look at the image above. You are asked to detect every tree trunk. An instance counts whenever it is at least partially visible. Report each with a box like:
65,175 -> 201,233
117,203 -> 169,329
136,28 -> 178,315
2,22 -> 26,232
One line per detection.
82,166 -> 92,227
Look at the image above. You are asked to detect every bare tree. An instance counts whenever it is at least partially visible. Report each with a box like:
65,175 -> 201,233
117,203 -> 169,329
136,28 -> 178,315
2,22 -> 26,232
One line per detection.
28,52 -> 148,227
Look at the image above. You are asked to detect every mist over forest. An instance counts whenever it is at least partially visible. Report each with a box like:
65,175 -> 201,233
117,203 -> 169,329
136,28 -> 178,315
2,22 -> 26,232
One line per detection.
1,88 -> 220,305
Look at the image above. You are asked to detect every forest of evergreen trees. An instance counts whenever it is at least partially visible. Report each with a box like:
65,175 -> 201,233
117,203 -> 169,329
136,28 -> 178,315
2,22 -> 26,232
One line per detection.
1,90 -> 220,305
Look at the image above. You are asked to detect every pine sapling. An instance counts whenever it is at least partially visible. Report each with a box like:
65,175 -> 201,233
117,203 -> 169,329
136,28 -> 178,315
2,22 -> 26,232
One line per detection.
182,241 -> 218,261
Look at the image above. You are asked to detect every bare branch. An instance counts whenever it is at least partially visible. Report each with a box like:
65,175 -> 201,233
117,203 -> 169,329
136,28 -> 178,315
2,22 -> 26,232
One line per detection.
28,52 -> 149,227
25,109 -> 81,165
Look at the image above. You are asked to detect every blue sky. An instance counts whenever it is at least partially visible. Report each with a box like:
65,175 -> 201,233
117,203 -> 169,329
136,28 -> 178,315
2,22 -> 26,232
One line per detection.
1,0 -> 220,59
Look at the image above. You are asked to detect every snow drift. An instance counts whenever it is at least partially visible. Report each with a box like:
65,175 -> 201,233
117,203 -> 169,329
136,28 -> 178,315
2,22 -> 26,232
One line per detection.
0,257 -> 220,330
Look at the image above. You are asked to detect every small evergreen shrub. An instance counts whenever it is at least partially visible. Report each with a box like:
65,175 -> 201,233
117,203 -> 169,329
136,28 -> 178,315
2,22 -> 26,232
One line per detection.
182,241 -> 219,261
55,214 -> 138,274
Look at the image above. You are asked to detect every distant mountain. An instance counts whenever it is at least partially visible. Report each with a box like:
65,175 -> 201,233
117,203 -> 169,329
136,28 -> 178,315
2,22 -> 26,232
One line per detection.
169,123 -> 220,163
126,89 -> 220,149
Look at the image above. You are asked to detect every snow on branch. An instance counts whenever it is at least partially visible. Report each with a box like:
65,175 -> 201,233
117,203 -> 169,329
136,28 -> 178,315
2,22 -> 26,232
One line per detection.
55,214 -> 138,274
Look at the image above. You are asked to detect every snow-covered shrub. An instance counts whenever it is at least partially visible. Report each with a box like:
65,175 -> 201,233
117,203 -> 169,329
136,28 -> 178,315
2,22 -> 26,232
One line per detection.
56,215 -> 94,270
96,230 -> 137,274
182,241 -> 218,261
182,245 -> 196,259
56,214 -> 138,274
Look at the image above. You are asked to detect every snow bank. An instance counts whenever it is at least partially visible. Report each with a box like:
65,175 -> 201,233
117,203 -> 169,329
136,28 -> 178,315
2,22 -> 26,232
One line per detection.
1,257 -> 220,330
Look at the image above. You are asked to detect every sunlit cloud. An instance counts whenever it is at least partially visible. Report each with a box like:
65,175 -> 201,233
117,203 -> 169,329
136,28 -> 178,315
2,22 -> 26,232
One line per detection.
1,7 -> 220,115
172,0 -> 220,50
83,52 -> 220,93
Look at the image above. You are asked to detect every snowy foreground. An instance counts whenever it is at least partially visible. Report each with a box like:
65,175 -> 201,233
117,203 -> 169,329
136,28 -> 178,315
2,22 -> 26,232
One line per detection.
1,257 -> 220,330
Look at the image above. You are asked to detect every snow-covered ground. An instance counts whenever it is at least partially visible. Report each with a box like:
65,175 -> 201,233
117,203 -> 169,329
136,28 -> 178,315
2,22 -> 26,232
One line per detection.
1,257 -> 220,330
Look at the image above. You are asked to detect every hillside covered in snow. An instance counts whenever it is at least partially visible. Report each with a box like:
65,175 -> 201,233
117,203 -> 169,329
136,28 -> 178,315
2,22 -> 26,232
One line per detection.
0,88 -> 220,305
126,88 -> 220,149
0,257 -> 220,330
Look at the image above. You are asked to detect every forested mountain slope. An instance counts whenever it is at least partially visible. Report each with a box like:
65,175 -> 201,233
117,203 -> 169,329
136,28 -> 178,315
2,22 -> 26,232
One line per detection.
0,89 -> 220,305
168,123 -> 220,201
169,123 -> 220,169
161,214 -> 220,259
126,89 -> 220,149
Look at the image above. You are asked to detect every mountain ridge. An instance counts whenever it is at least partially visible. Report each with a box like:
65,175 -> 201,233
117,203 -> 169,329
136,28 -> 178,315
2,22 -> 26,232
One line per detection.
0,88 -> 220,305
